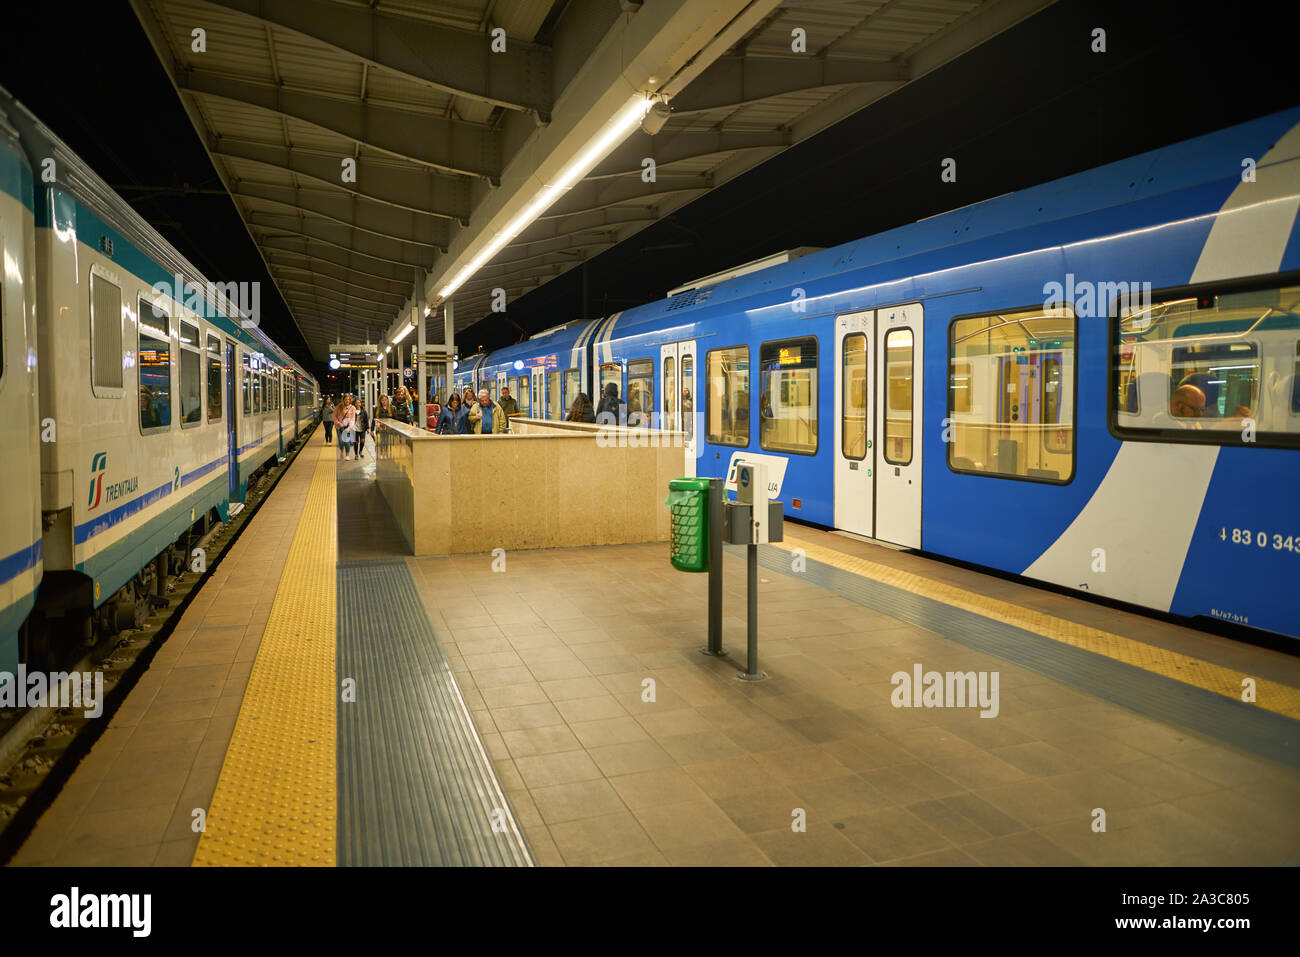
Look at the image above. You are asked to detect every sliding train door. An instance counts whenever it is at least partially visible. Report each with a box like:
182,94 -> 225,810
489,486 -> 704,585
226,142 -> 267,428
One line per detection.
832,303 -> 923,548
659,340 -> 698,476
834,312 -> 874,536
875,303 -> 923,548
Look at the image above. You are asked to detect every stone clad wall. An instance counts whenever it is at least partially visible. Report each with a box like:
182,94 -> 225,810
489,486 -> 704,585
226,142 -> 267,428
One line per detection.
374,418 -> 685,555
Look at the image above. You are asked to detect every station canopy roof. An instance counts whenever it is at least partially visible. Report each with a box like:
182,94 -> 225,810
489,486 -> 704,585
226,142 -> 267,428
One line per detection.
130,0 -> 1053,360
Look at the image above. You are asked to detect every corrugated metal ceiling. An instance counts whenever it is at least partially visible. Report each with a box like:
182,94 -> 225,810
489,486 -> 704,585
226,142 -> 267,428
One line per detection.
131,0 -> 1054,359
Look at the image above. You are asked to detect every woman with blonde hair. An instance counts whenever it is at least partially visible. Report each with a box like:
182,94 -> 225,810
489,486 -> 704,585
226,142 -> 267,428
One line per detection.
336,394 -> 358,460
393,386 -> 412,424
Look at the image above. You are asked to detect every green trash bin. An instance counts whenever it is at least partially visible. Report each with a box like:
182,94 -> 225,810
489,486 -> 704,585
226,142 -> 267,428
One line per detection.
665,477 -> 711,573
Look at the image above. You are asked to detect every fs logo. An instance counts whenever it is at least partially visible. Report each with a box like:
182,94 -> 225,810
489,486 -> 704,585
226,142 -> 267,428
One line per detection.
88,452 -> 108,510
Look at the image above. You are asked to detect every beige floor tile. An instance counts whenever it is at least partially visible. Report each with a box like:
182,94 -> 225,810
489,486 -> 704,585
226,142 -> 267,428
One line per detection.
632,796 -> 749,852
500,724 -> 584,758
513,749 -> 603,789
569,716 -> 650,749
790,774 -> 894,822
587,740 -> 677,777
530,778 -> 628,825
548,809 -> 657,865
964,829 -> 1084,866
683,755 -> 775,797
750,824 -> 871,866
750,746 -> 855,784
712,785 -> 806,834
480,683 -> 550,709
490,702 -> 565,732
836,806 -> 951,862
553,695 -> 628,723
608,764 -> 712,806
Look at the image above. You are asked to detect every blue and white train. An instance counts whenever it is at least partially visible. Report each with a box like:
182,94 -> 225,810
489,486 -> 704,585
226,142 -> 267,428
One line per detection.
457,107 -> 1300,643
0,88 -> 319,678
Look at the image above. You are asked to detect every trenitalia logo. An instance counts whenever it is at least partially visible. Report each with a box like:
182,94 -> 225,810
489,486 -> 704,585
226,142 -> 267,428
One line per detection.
87,452 -> 107,509
86,452 -> 138,512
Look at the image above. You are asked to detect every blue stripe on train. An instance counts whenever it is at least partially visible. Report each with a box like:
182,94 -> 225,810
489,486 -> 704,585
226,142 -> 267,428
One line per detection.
0,539 -> 41,587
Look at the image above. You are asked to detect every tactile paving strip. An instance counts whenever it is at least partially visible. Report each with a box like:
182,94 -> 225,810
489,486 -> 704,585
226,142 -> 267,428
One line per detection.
192,441 -> 337,866
336,558 -> 533,866
772,533 -> 1300,722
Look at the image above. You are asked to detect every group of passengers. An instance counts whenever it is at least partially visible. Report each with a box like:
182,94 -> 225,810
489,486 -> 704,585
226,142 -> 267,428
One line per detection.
321,394 -> 369,460
429,387 -> 512,434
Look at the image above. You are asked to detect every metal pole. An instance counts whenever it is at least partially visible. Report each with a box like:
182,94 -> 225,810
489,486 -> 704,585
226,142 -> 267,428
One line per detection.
417,302 -> 427,427
703,478 -> 724,656
740,542 -> 765,680
444,298 -> 456,398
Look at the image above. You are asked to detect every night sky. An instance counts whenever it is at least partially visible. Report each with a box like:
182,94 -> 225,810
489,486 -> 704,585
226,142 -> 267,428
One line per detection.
3,0 -> 1296,382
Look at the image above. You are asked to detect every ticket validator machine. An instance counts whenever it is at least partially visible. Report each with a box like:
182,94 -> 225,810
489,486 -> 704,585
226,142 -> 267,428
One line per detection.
724,461 -> 784,680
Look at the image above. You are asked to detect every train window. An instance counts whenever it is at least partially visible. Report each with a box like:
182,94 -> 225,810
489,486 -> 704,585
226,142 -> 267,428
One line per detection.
627,358 -> 653,427
1294,342 -> 1300,414
547,370 -> 560,419
599,362 -> 622,402
242,352 -> 251,415
1112,283 -> 1300,446
90,272 -> 124,391
138,297 -> 171,432
842,333 -> 867,460
515,376 -> 530,415
950,360 -> 973,413
179,320 -> 201,426
706,345 -> 750,447
949,306 -> 1076,482
883,329 -> 914,465
663,355 -> 675,427
207,336 -> 222,422
563,368 -> 580,418
760,337 -> 818,455
681,355 -> 694,443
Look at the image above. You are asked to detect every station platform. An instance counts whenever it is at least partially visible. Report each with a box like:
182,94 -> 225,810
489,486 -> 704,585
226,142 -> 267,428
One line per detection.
11,424 -> 1300,867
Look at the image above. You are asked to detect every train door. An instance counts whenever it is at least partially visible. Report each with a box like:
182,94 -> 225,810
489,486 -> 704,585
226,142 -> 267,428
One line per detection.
658,340 -> 698,476
834,312 -> 874,536
875,303 -> 923,548
225,342 -> 238,497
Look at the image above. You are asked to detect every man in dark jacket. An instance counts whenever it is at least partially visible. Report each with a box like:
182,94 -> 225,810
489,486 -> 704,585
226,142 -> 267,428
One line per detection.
595,382 -> 621,426
498,387 -> 520,416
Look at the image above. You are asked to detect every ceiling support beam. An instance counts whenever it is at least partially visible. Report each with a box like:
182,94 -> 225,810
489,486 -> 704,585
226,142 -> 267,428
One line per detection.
174,67 -> 502,181
198,0 -> 554,116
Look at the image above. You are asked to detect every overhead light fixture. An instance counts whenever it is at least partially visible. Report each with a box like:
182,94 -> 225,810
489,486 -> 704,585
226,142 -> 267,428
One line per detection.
641,101 -> 670,136
385,345 -> 391,354
392,321 -> 416,345
437,93 -> 654,300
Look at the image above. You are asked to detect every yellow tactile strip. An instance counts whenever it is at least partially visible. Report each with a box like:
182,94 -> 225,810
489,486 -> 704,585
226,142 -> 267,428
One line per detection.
193,442 -> 337,866
774,533 -> 1300,721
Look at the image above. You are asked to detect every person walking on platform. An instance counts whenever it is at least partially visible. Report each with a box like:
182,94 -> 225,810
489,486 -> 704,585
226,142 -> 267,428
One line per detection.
377,394 -> 392,420
596,381 -> 621,426
498,387 -> 519,416
393,387 -> 412,424
353,396 -> 370,458
427,394 -> 442,431
462,387 -> 476,413
436,393 -> 461,434
323,396 -> 335,444
468,388 -> 508,434
337,396 -> 357,460
567,392 -> 597,423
